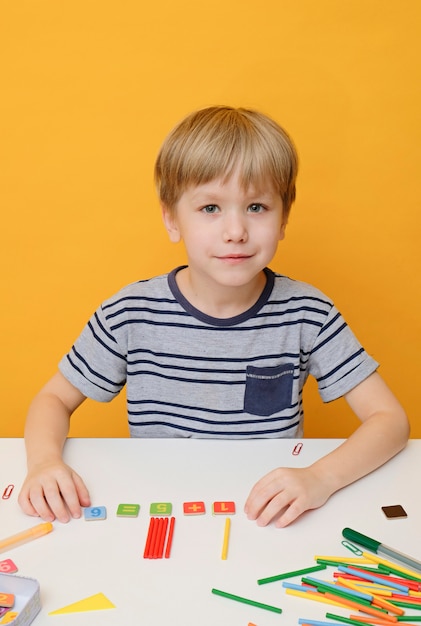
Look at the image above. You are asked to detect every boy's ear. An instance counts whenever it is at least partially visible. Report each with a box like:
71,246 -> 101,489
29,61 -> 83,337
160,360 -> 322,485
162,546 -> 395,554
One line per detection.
279,219 -> 287,241
161,204 -> 181,243
278,203 -> 289,241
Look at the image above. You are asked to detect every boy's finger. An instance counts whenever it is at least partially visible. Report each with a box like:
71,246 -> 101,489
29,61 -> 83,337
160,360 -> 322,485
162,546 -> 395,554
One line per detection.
254,491 -> 292,527
274,500 -> 304,528
17,488 -> 41,518
41,482 -> 72,522
245,475 -> 284,519
72,472 -> 91,507
24,484 -> 58,522
51,479 -> 85,520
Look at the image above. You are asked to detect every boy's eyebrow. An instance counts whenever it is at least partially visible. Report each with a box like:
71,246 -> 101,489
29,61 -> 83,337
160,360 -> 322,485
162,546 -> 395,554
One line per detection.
187,185 -> 279,204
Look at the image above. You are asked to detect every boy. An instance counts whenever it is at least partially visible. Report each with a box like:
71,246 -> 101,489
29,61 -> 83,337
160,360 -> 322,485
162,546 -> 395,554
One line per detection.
18,106 -> 409,528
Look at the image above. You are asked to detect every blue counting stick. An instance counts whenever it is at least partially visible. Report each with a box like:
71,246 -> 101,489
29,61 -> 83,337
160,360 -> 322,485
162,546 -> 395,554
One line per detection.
282,582 -> 310,591
337,565 -> 409,593
304,576 -> 371,600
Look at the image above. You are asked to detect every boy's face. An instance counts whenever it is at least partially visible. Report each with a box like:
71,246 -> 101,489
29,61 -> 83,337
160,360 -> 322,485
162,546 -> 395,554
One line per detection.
162,169 -> 286,304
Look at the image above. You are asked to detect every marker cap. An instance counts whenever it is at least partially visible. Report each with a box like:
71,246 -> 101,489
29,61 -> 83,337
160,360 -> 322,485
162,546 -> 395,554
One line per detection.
342,528 -> 381,553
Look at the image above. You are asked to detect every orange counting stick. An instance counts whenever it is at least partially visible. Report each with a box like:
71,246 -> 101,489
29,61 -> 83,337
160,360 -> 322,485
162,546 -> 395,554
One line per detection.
336,576 -> 404,616
349,616 -> 410,625
164,517 -> 175,558
368,594 -> 403,615
324,593 -> 398,622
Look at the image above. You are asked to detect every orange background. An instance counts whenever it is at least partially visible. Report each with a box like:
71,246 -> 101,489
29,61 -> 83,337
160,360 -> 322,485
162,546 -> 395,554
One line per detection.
1,1 -> 420,438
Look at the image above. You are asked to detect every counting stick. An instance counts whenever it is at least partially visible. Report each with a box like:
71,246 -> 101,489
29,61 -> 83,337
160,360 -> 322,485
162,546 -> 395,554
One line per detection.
212,588 -> 282,614
148,517 -> 160,558
323,593 -> 397,622
158,517 -> 169,558
221,518 -> 231,560
258,564 -> 327,585
164,517 -> 175,558
153,518 -> 165,559
143,517 -> 155,558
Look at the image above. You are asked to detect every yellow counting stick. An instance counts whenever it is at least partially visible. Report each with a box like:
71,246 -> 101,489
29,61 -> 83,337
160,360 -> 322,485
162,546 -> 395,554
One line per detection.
221,518 -> 231,560
314,554 -> 372,565
48,593 -> 115,615
285,588 -> 348,609
362,551 -> 421,581
315,555 -> 373,564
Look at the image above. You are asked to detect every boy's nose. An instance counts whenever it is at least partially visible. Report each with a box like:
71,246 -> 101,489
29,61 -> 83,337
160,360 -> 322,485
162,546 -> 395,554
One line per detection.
222,214 -> 248,243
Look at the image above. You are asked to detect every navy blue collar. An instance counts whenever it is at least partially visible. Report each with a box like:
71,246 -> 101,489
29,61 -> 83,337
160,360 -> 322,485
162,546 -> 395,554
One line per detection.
167,266 -> 275,327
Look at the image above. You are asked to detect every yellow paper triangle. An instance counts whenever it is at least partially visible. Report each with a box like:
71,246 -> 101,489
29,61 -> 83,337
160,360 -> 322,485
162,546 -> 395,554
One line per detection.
48,592 -> 115,615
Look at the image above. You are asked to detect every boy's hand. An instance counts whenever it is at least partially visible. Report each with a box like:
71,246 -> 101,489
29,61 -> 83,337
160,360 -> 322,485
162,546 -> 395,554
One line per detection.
244,466 -> 332,528
18,461 -> 91,523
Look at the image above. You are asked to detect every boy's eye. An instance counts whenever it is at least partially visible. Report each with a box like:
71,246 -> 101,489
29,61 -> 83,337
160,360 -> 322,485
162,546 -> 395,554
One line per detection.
202,204 -> 219,214
248,203 -> 265,213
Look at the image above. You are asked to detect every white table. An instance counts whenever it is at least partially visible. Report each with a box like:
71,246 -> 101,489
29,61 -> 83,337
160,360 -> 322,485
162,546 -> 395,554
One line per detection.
0,438 -> 419,625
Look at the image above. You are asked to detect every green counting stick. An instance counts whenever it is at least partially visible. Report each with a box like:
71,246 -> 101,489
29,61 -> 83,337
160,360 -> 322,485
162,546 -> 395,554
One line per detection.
325,612 -> 378,626
258,563 -> 326,585
211,588 -> 282,613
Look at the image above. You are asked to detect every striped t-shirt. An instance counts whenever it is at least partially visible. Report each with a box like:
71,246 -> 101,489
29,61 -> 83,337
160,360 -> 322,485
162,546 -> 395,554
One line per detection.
59,267 -> 378,438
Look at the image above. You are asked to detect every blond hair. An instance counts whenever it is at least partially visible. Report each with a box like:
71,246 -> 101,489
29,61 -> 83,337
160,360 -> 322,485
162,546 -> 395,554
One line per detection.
154,106 -> 299,217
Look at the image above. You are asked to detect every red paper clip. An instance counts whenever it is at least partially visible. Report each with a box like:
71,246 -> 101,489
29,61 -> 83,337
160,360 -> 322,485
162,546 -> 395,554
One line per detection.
292,442 -> 303,456
2,485 -> 14,499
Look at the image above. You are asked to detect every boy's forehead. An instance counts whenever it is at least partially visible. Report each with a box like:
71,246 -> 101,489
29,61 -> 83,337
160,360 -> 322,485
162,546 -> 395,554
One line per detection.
185,172 -> 279,199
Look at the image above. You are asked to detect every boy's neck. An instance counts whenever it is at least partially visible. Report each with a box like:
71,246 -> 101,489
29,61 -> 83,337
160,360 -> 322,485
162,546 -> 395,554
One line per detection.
175,267 -> 267,319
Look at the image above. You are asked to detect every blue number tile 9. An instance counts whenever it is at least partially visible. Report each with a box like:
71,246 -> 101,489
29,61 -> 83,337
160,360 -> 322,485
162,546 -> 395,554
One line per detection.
84,506 -> 107,521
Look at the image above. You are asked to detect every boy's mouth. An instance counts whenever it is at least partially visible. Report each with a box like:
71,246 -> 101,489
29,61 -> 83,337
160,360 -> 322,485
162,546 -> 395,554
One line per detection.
217,254 -> 253,263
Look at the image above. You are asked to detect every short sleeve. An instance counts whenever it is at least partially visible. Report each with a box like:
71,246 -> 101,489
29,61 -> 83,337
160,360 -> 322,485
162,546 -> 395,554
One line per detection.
58,304 -> 127,402
308,305 -> 379,402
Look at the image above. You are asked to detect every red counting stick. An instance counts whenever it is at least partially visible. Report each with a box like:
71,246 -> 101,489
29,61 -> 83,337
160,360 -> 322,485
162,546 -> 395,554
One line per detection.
157,517 -> 169,558
164,517 -> 175,559
143,517 -> 156,558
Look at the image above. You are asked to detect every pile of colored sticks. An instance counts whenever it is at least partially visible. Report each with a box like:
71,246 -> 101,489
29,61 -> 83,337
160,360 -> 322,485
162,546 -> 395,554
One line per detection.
279,552 -> 421,625
143,516 -> 175,559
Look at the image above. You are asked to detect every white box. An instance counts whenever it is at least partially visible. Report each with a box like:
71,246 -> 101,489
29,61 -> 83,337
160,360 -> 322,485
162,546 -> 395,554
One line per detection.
0,574 -> 40,626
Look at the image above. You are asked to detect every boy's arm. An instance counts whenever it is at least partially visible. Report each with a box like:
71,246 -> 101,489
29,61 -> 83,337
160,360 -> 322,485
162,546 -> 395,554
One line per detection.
244,371 -> 410,527
18,371 -> 91,523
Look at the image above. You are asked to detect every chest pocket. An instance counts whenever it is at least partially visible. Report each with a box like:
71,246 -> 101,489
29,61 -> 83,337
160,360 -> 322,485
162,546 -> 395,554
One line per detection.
244,363 -> 294,416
